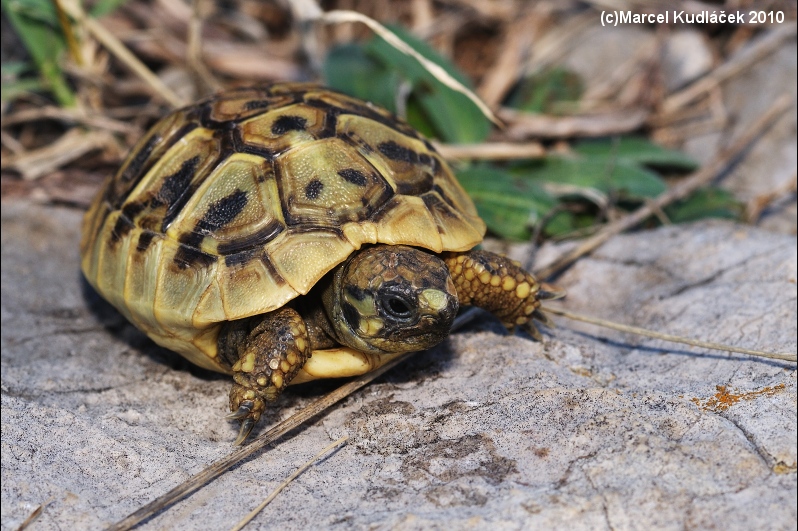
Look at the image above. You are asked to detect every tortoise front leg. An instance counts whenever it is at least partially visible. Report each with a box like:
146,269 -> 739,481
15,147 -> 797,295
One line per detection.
220,307 -> 311,445
444,250 -> 564,338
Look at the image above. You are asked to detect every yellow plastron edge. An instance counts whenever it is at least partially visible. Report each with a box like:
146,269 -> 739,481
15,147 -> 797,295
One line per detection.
290,348 -> 406,384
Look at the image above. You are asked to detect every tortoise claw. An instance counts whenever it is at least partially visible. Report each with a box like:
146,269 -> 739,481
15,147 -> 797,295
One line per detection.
532,308 -> 555,328
537,284 -> 566,301
525,322 -> 544,341
233,418 -> 255,446
226,401 -> 254,420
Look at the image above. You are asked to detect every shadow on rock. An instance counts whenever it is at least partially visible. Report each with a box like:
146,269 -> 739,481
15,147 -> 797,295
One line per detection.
79,273 -> 227,382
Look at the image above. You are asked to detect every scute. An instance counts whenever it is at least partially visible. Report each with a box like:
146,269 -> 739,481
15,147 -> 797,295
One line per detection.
267,229 -> 355,294
122,127 -> 222,233
81,83 -> 487,367
278,137 -> 393,228
240,103 -> 328,154
168,153 -> 286,256
337,114 -> 436,196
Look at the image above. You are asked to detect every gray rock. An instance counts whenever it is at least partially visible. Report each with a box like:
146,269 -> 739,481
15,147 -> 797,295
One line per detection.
662,30 -> 713,92
2,201 -> 795,530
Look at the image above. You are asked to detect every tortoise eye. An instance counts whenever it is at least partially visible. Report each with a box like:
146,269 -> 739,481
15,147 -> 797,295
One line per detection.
380,294 -> 414,321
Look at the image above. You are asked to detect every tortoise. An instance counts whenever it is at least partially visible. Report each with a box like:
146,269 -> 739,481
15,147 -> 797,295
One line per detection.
80,82 -> 563,444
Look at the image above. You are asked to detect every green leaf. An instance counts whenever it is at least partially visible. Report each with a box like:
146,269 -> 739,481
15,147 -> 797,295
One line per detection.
1,60 -> 33,77
512,156 -> 667,199
1,76 -> 44,102
89,0 -> 128,18
1,0 -> 74,106
505,68 -> 583,114
574,136 -> 698,171
664,187 -> 743,223
365,25 -> 490,143
457,165 -> 557,240
323,44 -> 401,112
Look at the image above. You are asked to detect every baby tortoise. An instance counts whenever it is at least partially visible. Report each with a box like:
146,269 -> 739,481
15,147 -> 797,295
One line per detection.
81,83 -> 563,444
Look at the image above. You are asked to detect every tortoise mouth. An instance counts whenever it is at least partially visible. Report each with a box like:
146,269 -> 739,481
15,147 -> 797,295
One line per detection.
374,313 -> 455,354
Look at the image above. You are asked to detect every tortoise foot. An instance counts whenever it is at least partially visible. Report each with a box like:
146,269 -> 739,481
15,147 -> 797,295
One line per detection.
225,307 -> 311,444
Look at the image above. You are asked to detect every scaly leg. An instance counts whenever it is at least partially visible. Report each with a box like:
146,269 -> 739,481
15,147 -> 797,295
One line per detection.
222,307 -> 311,445
444,250 -> 564,338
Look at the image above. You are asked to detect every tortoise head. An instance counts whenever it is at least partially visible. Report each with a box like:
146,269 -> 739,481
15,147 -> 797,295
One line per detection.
323,245 -> 459,354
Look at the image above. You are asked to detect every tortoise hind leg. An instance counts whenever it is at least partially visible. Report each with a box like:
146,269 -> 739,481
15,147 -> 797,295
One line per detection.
219,307 -> 311,445
444,250 -> 565,336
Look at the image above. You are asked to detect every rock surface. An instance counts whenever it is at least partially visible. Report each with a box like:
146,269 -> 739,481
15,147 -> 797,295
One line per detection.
2,201 -> 795,530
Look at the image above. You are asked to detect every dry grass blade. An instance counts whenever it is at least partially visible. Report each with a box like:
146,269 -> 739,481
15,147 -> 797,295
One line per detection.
1,129 -> 116,180
535,94 -> 793,280
434,141 -> 545,160
477,10 -> 538,107
14,498 -> 52,531
320,10 -> 502,127
0,130 -> 25,154
745,173 -> 797,224
545,307 -> 797,363
2,107 -> 139,134
499,107 -> 649,140
229,437 -> 349,531
187,0 -> 221,94
58,0 -> 186,108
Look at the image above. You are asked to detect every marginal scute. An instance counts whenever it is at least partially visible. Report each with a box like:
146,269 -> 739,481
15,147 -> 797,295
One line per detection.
217,254 -> 299,319
191,325 -> 224,366
374,196 -> 443,253
433,160 -> 481,219
95,211 -> 136,323
124,227 -> 165,334
341,221 -> 378,248
80,200 -> 111,281
267,229 -> 355,294
422,191 -> 485,251
153,238 -> 219,332
192,277 -> 226,327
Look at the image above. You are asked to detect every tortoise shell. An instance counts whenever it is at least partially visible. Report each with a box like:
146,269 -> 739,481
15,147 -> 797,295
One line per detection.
80,83 -> 485,372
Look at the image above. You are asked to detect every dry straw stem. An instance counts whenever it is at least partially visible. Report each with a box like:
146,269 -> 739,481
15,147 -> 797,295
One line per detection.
545,307 -> 797,363
744,173 -> 798,224
14,498 -> 53,531
499,107 -> 649,139
229,437 -> 349,531
477,9 -> 540,107
521,11 -> 596,74
434,141 -> 546,160
535,94 -> 794,280
0,130 -> 25,154
57,0 -> 186,108
1,106 -> 139,134
0,128 -> 117,180
186,0 -> 222,94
